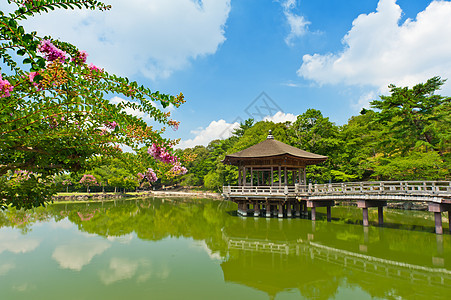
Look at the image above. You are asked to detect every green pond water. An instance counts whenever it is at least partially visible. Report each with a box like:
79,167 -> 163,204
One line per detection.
0,197 -> 450,300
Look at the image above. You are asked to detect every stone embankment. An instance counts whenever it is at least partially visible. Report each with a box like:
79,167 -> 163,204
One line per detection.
53,190 -> 222,202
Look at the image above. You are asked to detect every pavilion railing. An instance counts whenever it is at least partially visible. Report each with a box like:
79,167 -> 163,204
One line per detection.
223,181 -> 451,197
223,185 -> 297,196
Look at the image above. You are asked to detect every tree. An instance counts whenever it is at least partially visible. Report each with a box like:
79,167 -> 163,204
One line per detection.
0,0 -> 185,208
370,76 -> 450,156
79,174 -> 98,193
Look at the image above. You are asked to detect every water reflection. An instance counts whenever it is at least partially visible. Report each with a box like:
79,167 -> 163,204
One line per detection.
0,198 -> 450,299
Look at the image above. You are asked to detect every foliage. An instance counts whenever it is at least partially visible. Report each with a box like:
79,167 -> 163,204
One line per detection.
370,76 -> 450,156
0,0 -> 185,208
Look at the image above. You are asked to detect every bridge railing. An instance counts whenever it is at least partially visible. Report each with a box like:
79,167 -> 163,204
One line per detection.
223,181 -> 451,197
296,181 -> 451,195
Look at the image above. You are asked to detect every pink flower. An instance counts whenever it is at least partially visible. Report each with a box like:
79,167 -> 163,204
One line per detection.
89,63 -> 103,72
144,168 -> 158,183
105,121 -> 117,130
148,143 -> 177,164
0,75 -> 13,98
71,50 -> 88,65
38,40 -> 67,62
170,163 -> 188,176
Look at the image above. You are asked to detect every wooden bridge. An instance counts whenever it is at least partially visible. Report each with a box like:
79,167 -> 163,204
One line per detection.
222,181 -> 451,234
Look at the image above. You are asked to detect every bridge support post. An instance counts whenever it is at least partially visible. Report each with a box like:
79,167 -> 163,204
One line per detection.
378,206 -> 384,225
311,207 -> 316,221
428,203 -> 451,234
266,202 -> 271,218
307,200 -> 335,222
357,200 -> 387,227
362,208 -> 369,227
327,206 -> 331,222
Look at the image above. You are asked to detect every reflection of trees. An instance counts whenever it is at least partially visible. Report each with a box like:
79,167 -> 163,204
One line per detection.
49,198 -> 238,257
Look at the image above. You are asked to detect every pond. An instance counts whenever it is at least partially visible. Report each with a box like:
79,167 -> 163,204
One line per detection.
0,197 -> 450,299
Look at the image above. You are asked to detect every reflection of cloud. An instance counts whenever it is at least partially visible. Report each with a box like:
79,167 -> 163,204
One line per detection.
50,218 -> 74,230
52,240 -> 111,271
99,258 -> 139,285
193,241 -> 223,261
0,230 -> 41,254
106,233 -> 134,244
0,262 -> 15,276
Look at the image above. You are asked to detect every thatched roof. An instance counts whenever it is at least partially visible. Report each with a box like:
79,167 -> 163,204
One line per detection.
223,131 -> 327,166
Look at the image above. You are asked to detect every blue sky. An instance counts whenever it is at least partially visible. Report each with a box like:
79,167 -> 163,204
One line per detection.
16,0 -> 451,148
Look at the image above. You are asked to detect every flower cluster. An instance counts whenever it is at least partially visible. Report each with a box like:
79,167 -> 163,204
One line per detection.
170,163 -> 188,176
61,179 -> 72,186
148,143 -> 177,164
105,121 -> 117,130
0,74 -> 13,98
142,168 -> 158,183
28,71 -> 39,86
71,50 -> 88,65
89,63 -> 102,72
79,174 -> 98,186
12,170 -> 33,183
38,40 -> 67,62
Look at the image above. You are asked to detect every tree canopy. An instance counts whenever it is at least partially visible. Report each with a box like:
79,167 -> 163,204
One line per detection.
0,0 -> 185,209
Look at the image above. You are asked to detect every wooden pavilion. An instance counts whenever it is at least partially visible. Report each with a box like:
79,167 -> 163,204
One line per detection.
222,131 -> 327,218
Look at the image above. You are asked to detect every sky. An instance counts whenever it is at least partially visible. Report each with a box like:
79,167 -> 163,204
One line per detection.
13,0 -> 451,148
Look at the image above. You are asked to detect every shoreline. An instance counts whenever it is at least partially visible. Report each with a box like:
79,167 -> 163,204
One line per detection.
52,191 -> 428,210
52,190 -> 223,202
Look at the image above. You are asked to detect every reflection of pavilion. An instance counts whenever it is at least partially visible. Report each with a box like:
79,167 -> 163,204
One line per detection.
221,232 -> 451,299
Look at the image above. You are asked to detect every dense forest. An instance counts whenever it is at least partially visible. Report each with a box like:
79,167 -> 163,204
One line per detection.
58,76 -> 450,193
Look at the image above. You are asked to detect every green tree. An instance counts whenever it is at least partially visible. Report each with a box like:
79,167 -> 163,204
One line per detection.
0,0 -> 185,208
370,76 -> 450,156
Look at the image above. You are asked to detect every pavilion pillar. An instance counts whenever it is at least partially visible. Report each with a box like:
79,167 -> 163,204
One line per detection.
278,202 -> 283,218
266,201 -> 271,218
250,167 -> 253,186
295,202 -> 300,218
271,167 -> 274,186
238,167 -> 242,185
278,166 -> 281,187
303,168 -> 307,185
298,168 -> 302,185
303,201 -> 308,217
254,201 -> 260,217
243,167 -> 247,186
292,170 -> 295,185
284,167 -> 288,186
287,202 -> 292,218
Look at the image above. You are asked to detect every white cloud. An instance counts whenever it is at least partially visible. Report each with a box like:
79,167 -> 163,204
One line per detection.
177,119 -> 240,149
0,230 -> 41,254
279,0 -> 310,45
52,239 -> 111,271
263,111 -> 297,123
351,91 -> 377,111
21,0 -> 231,80
298,0 -> 451,93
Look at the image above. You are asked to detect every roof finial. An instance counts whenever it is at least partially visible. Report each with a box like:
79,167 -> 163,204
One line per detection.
267,130 -> 274,140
